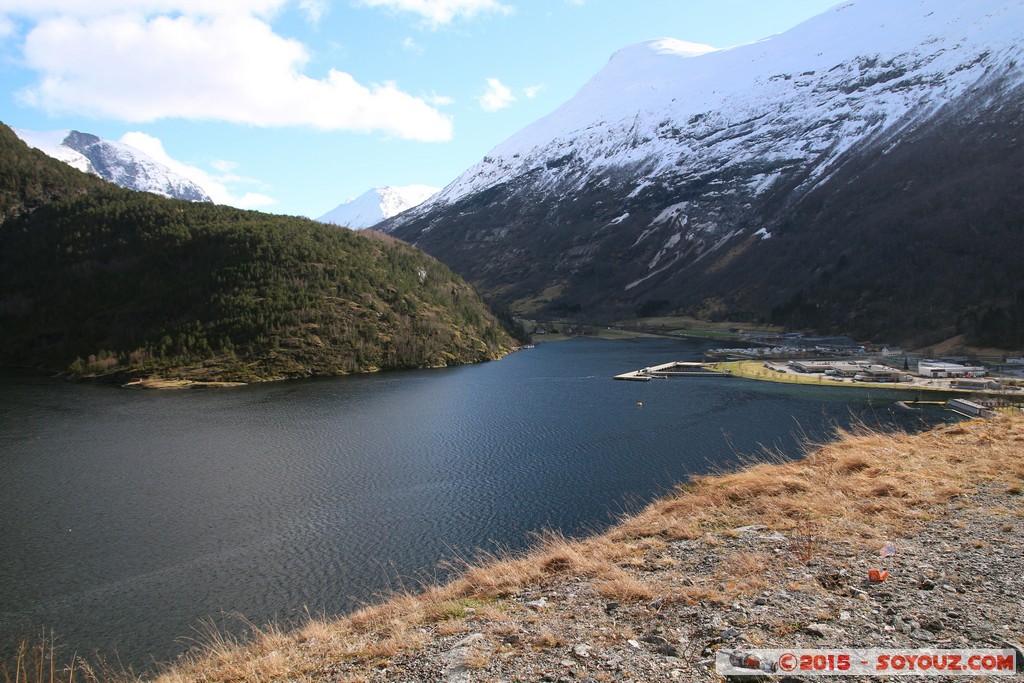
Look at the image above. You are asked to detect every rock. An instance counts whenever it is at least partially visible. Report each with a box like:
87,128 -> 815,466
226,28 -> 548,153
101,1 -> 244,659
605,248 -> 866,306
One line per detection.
454,633 -> 485,648
604,601 -> 620,614
526,597 -> 549,611
1002,641 -> 1024,673
720,628 -> 742,640
911,629 -> 937,643
656,643 -> 680,657
627,639 -> 642,649
573,644 -> 592,659
804,623 -> 838,638
922,618 -> 945,633
442,633 -> 488,683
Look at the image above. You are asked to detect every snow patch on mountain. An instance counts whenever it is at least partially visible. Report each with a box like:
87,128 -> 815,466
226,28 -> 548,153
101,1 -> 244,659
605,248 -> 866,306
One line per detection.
400,0 -> 1024,220
318,185 -> 439,229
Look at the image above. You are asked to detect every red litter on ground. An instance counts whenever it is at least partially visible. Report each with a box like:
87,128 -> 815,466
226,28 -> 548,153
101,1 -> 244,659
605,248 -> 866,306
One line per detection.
868,568 -> 889,582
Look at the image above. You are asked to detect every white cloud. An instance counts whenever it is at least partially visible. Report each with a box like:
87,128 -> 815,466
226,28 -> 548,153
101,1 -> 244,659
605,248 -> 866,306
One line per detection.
356,0 -> 512,28
120,131 -> 276,209
6,5 -> 453,142
522,84 -> 545,98
298,0 -> 328,24
0,1 -> 287,19
401,36 -> 423,53
478,77 -> 514,112
425,91 -> 453,106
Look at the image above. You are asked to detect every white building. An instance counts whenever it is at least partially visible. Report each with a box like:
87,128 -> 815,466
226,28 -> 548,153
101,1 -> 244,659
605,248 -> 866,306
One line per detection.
917,360 -> 986,378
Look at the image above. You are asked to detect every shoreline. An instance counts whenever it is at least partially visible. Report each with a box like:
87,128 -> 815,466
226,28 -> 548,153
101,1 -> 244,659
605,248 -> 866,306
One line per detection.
124,415 -> 1023,682
10,414 -> 1023,682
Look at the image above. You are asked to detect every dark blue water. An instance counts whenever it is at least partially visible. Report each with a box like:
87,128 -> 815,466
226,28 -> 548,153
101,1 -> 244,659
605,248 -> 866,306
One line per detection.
0,337 -> 952,669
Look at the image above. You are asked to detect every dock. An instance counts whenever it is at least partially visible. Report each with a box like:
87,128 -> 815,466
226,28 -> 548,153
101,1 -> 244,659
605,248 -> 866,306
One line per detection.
613,361 -> 732,381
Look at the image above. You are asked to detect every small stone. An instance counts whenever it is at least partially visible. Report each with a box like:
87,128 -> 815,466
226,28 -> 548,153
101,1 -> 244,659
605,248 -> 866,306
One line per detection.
604,601 -> 620,614
917,578 -> 936,590
912,629 -> 937,643
656,643 -> 680,657
804,623 -> 838,638
454,633 -> 486,647
573,644 -> 592,659
720,628 -> 742,640
644,635 -> 670,647
922,619 -> 945,633
526,597 -> 548,611
627,639 -> 642,649
603,657 -> 622,670
754,596 -> 769,606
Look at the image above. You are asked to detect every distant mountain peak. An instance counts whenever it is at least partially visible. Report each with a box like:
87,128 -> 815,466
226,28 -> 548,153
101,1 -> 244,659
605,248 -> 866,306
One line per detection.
13,128 -> 212,203
317,185 -> 439,229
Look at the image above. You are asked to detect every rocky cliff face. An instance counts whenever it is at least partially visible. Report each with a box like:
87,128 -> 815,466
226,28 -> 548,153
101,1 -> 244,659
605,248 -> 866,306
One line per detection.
382,0 -> 1024,346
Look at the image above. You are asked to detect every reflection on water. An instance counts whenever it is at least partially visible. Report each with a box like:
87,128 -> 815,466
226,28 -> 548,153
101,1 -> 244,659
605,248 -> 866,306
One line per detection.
0,338 -> 954,668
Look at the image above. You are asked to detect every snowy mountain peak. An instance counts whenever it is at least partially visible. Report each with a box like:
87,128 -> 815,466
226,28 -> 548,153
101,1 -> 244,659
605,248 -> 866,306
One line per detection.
317,185 -> 439,229
13,128 -> 212,203
412,0 -> 1024,211
380,0 -> 1024,347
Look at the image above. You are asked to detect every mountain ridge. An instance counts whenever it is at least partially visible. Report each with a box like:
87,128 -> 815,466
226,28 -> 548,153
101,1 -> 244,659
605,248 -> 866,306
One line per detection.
382,0 -> 1024,348
13,128 -> 213,202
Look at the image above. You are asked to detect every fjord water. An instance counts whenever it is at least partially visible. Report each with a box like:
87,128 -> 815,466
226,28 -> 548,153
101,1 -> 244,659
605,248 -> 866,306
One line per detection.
0,338 -> 948,668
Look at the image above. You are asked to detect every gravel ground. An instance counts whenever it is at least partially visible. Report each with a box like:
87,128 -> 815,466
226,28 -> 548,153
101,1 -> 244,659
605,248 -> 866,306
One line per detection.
307,485 -> 1022,682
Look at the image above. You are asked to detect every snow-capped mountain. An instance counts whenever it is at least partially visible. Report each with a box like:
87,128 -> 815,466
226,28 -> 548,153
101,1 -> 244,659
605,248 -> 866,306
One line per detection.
318,185 -> 439,229
382,0 -> 1024,346
13,129 -> 212,202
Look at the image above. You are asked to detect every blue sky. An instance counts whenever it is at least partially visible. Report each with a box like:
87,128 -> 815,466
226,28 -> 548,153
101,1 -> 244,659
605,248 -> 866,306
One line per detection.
0,0 -> 838,218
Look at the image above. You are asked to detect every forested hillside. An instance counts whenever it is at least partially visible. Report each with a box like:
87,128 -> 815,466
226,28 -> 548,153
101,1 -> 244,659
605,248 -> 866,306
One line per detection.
0,124 -> 515,382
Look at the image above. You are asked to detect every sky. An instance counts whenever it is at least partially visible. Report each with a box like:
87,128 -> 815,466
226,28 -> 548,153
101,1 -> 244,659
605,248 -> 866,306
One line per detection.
0,0 -> 840,219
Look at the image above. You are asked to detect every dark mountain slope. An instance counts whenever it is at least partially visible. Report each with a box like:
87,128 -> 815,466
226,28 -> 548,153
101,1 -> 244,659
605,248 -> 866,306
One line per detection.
0,124 -> 514,382
0,127 -> 108,221
620,80 -> 1024,347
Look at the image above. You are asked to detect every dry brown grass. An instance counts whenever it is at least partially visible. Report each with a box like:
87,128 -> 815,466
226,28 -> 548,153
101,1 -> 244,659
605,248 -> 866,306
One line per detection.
592,571 -> 655,602
15,413 -> 1023,683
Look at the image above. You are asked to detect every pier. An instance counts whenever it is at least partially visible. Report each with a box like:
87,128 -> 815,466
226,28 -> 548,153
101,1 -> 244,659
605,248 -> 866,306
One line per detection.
613,361 -> 732,381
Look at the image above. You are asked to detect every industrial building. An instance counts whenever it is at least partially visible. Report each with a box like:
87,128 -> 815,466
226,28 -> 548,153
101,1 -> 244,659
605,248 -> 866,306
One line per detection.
917,360 -> 987,378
